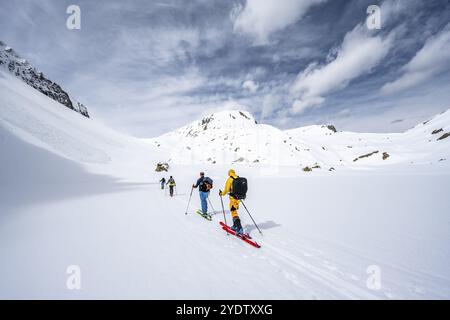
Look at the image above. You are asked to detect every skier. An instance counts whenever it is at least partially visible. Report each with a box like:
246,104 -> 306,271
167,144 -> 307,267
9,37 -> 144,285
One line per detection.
167,176 -> 176,197
192,172 -> 213,217
219,169 -> 244,235
159,177 -> 166,190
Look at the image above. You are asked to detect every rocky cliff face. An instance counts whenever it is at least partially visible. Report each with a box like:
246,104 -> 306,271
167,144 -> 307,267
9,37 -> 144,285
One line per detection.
0,41 -> 89,118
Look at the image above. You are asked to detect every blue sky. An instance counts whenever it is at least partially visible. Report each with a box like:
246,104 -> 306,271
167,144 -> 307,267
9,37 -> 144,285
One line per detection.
1,0 -> 449,137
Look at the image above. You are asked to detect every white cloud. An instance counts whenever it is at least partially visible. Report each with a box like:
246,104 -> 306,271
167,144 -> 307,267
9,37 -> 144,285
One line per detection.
261,94 -> 279,119
291,96 -> 325,114
381,24 -> 450,95
289,24 -> 393,114
115,27 -> 201,68
232,0 -> 326,45
242,80 -> 259,93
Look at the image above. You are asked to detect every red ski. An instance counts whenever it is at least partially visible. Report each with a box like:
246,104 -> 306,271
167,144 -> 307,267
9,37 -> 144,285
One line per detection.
219,222 -> 261,248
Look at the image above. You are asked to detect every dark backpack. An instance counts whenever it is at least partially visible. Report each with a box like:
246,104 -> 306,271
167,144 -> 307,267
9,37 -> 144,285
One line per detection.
231,177 -> 247,200
200,177 -> 213,192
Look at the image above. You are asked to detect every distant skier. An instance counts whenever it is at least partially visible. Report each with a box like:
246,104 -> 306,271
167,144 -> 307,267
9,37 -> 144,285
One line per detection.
219,169 -> 247,235
192,172 -> 213,217
160,177 -> 166,190
167,176 -> 176,197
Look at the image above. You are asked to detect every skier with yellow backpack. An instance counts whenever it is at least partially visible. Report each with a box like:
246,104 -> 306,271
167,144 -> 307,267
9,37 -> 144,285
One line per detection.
219,169 -> 247,235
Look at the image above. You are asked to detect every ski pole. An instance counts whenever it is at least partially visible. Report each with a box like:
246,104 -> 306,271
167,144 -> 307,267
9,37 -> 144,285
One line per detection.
207,196 -> 216,216
185,186 -> 194,215
241,200 -> 263,235
219,190 -> 227,228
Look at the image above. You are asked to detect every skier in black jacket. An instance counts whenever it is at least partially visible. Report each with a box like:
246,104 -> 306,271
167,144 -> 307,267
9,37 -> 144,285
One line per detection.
192,172 -> 213,216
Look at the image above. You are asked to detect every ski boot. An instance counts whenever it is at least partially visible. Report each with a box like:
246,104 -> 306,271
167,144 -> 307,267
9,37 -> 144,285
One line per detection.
232,217 -> 244,236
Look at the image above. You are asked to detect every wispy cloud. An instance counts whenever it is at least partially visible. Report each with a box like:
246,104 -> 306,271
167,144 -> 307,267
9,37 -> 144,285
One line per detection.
242,80 -> 259,93
289,23 -> 393,114
381,23 -> 450,95
232,0 -> 326,45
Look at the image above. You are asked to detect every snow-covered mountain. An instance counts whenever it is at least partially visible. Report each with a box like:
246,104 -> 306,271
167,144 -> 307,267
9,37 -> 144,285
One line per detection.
0,41 -> 89,118
148,110 -> 323,168
148,109 -> 450,171
286,110 -> 450,169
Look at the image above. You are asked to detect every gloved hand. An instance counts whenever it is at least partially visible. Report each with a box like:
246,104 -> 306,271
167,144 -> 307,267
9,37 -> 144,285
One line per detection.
219,190 -> 223,196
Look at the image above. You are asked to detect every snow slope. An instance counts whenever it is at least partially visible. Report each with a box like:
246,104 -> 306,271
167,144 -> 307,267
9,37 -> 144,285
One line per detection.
1,68 -> 450,299
0,69 -> 156,181
286,111 -> 450,169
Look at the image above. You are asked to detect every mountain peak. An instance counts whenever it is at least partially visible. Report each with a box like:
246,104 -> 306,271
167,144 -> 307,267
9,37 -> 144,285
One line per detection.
170,110 -> 258,138
197,110 -> 257,129
0,41 -> 89,118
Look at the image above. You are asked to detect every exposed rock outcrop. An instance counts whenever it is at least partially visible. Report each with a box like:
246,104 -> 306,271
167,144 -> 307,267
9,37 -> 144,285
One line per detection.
437,132 -> 450,141
353,151 -> 379,162
432,128 -> 443,135
155,162 -> 169,172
